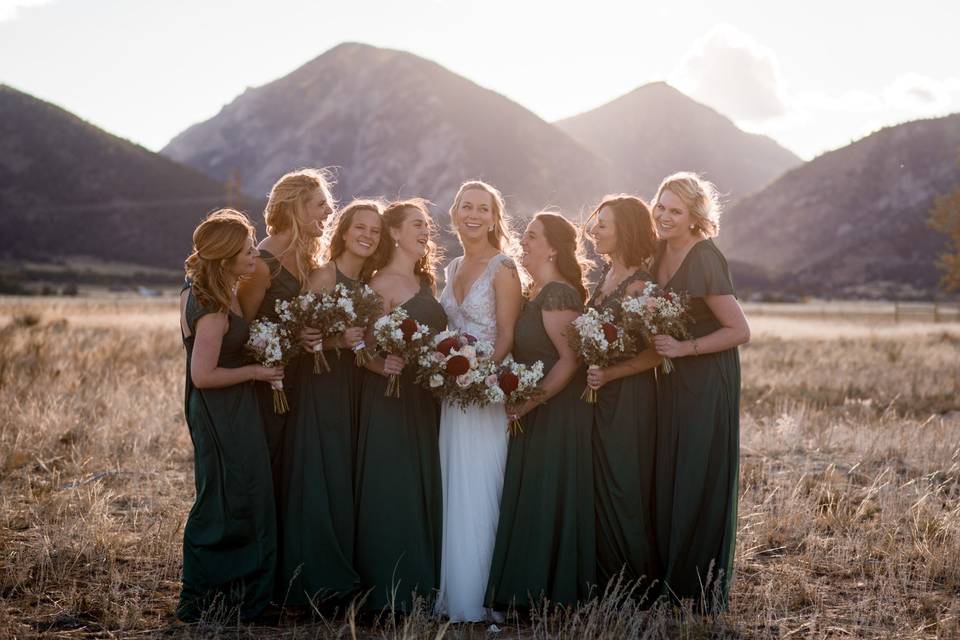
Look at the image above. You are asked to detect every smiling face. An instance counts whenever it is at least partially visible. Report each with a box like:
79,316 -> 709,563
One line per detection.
519,218 -> 556,272
653,189 -> 695,241
342,207 -> 382,259
588,206 -> 618,256
225,235 -> 258,278
454,188 -> 496,244
301,188 -> 334,238
391,207 -> 431,259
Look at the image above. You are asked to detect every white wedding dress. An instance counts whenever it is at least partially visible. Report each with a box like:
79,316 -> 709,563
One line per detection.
435,253 -> 511,622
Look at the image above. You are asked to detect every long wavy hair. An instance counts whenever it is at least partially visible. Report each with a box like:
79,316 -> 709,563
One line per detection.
449,180 -> 517,255
326,199 -> 385,283
184,209 -> 257,312
264,168 -> 335,285
653,171 -> 723,237
534,212 -> 593,303
368,199 -> 442,293
586,194 -> 658,269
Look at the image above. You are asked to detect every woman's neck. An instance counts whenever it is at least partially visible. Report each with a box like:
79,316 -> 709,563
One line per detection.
532,263 -> 563,291
461,236 -> 497,260
382,249 -> 419,280
665,232 -> 702,254
606,254 -> 635,280
334,251 -> 365,280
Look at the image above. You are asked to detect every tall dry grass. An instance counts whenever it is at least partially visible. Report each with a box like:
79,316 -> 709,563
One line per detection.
1,299 -> 958,639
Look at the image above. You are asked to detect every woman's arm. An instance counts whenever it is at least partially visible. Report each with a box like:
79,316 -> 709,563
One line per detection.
509,308 -> 581,418
653,294 -> 750,358
237,258 -> 271,322
492,261 -> 523,362
190,313 -> 283,389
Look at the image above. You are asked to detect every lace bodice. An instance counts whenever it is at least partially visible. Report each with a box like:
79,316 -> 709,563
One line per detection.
440,253 -> 513,344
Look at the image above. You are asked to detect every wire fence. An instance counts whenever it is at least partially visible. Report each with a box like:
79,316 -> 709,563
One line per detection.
742,301 -> 960,324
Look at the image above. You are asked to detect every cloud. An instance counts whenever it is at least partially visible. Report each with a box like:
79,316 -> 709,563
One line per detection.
882,73 -> 956,113
669,23 -> 788,122
0,0 -> 55,22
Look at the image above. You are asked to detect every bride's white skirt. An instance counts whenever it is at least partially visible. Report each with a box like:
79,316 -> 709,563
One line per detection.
435,400 -> 509,622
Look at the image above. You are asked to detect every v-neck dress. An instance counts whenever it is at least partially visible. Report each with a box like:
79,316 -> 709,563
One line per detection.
588,267 -> 661,598
651,238 -> 740,611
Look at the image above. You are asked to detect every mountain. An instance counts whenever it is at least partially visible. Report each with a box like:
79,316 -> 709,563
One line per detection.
163,42 -> 620,225
0,84 -> 255,272
719,114 -> 960,297
555,82 -> 802,200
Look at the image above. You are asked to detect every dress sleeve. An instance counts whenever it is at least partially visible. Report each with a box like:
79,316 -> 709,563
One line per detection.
539,282 -> 584,312
184,290 -> 220,335
684,242 -> 735,298
492,253 -> 517,272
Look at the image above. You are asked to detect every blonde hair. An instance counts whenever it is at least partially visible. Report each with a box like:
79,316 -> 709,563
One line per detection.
326,199 -> 385,282
184,209 -> 257,312
369,199 -> 443,293
449,180 -> 516,254
264,168 -> 335,285
654,171 -> 723,237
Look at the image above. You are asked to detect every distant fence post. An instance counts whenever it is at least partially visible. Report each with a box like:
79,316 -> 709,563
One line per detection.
893,301 -> 900,324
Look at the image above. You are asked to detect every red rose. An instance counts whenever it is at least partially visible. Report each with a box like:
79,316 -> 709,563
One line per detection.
400,318 -> 418,341
437,336 -> 459,356
498,371 -> 519,395
664,292 -> 674,301
602,322 -> 618,342
446,355 -> 470,376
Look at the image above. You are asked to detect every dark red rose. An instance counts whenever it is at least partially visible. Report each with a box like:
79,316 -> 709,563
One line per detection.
602,322 -> 618,342
400,318 -> 418,341
498,371 -> 519,395
664,292 -> 674,301
463,333 -> 478,345
445,355 -> 470,376
437,336 -> 460,356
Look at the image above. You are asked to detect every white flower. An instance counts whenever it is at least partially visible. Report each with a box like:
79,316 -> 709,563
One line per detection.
430,374 -> 444,388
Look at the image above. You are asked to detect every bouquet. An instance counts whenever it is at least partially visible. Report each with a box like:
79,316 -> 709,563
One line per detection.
245,318 -> 296,413
372,307 -> 433,398
277,292 -> 339,374
568,307 -> 636,403
493,357 -> 545,435
416,331 -> 496,410
620,282 -> 692,374
345,284 -> 385,365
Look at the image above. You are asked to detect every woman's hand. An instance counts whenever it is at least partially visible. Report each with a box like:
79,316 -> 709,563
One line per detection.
300,327 -> 324,352
653,335 -> 692,359
339,327 -> 366,350
382,354 -> 405,377
251,365 -> 284,383
586,366 -> 610,391
506,400 -> 535,422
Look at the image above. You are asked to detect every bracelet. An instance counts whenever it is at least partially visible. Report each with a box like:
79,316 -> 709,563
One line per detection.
691,338 -> 699,356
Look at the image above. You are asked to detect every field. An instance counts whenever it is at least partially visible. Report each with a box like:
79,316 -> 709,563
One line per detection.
1,297 -> 959,639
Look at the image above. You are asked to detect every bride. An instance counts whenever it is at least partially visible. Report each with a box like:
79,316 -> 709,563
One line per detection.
435,180 -> 523,622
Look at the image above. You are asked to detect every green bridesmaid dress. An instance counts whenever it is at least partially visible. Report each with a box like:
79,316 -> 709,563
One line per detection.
353,281 -> 447,613
177,287 -> 277,621
275,266 -> 362,608
485,281 -> 596,610
588,268 -> 661,599
255,249 -> 303,482
652,239 -> 740,611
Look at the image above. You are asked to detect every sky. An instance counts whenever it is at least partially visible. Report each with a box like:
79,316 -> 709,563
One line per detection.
1,0 -> 958,160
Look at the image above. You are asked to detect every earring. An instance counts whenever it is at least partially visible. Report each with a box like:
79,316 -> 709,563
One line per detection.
689,224 -> 697,230
488,226 -> 494,233
395,240 -> 400,248
549,255 -> 555,262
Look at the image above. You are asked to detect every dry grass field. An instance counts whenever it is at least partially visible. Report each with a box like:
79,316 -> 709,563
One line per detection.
1,296 -> 959,639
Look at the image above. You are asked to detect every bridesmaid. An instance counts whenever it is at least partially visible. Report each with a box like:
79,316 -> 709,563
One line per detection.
275,200 -> 383,608
353,199 -> 447,613
584,195 -> 663,599
649,172 -> 750,611
177,210 -> 283,621
485,212 -> 596,610
237,168 -> 334,481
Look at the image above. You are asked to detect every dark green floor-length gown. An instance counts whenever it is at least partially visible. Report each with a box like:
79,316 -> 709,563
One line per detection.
254,249 -> 303,483
588,268 -> 661,599
485,281 -> 596,610
177,288 -> 277,621
353,281 -> 447,613
275,267 -> 362,607
652,238 -> 740,611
